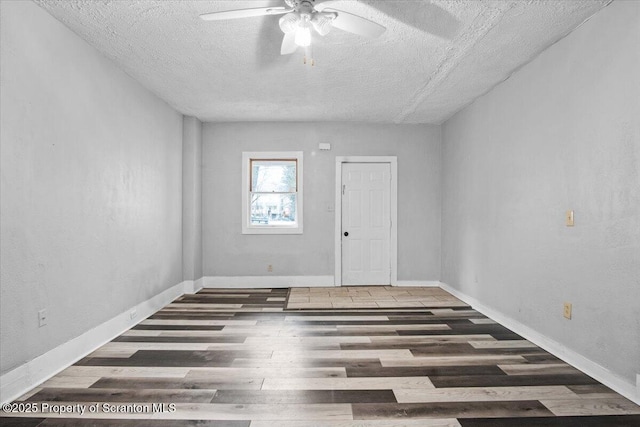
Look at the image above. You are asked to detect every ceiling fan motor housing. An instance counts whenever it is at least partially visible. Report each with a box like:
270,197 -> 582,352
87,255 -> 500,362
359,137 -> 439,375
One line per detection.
279,0 -> 336,37
285,0 -> 316,11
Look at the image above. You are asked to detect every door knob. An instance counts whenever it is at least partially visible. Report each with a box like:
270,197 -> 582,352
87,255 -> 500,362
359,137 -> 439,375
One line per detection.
344,232 -> 349,237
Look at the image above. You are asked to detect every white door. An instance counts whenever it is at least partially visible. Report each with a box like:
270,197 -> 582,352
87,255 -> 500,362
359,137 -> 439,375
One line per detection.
341,163 -> 391,285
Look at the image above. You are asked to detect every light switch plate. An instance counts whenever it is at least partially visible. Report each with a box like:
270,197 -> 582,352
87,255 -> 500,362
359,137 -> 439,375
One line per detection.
38,309 -> 47,327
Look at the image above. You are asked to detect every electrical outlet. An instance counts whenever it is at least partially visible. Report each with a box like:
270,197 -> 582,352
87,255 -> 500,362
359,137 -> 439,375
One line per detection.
38,309 -> 47,327
566,210 -> 574,227
130,309 -> 137,320
267,264 -> 273,273
563,302 -> 572,319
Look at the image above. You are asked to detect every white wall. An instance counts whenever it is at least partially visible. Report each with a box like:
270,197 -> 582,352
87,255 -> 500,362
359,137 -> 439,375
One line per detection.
203,122 -> 441,282
0,0 -> 183,376
442,0 -> 639,395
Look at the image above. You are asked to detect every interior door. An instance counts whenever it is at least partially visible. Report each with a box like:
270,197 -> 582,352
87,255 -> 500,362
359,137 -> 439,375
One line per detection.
341,163 -> 391,285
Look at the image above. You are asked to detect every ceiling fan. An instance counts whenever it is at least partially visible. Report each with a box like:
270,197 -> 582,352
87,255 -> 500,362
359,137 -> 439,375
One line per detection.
199,0 -> 385,59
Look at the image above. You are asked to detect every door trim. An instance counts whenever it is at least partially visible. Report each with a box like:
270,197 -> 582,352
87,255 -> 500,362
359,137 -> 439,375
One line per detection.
335,156 -> 398,286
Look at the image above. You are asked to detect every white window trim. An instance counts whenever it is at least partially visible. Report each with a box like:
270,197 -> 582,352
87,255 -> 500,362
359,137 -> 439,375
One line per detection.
242,151 -> 303,235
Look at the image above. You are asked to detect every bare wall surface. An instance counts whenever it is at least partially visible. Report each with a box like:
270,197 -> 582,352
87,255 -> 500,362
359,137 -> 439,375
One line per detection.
0,1 -> 183,375
182,116 -> 203,282
442,0 -> 639,388
203,122 -> 441,281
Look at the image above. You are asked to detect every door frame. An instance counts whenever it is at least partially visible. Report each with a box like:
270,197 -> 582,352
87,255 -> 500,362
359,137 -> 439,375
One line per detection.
334,156 -> 398,286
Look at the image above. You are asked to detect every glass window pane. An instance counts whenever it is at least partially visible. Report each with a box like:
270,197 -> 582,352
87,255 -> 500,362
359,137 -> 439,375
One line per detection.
250,193 -> 297,225
251,160 -> 297,192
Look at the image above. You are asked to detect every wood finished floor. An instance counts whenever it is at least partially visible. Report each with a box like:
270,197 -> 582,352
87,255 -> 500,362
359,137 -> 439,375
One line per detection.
2,287 -> 639,426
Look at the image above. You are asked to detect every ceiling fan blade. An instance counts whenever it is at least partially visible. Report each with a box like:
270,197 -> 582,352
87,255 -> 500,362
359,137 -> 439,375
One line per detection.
200,7 -> 290,21
313,1 -> 340,12
325,8 -> 385,38
280,32 -> 297,55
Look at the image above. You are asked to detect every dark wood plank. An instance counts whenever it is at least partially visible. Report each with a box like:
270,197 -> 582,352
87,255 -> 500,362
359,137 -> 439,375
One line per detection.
429,374 -> 600,388
90,377 -> 262,390
77,350 -> 273,367
0,418 -> 46,427
37,420 -> 249,427
346,365 -> 505,377
459,415 -> 640,426
352,401 -> 553,419
132,325 -> 225,331
27,388 -> 216,403
112,336 -> 246,343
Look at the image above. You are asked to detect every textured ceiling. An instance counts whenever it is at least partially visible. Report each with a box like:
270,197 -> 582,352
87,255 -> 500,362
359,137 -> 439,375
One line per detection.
34,0 -> 610,124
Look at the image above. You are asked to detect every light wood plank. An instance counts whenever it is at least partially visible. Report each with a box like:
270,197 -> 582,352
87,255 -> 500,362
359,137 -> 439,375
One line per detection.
380,355 -> 527,367
469,318 -> 497,324
285,316 -> 389,322
39,376 -> 101,388
58,366 -> 191,378
498,363 -> 580,376
141,319 -> 257,326
272,349 -> 414,360
394,385 -> 578,403
262,377 -> 435,390
540,397 -> 640,416
469,340 -> 537,349
186,367 -> 347,379
244,336 -> 371,345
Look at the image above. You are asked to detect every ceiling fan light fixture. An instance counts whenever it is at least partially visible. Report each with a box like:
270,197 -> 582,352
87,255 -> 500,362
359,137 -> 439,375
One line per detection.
294,15 -> 312,47
311,13 -> 334,36
278,12 -> 299,33
295,25 -> 311,47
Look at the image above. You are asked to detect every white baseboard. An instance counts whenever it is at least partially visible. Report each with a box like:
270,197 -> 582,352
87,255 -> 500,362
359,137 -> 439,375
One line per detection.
0,280 -> 187,405
194,277 -> 204,293
203,275 -> 335,288
182,280 -> 195,294
439,282 -> 640,406
394,280 -> 441,287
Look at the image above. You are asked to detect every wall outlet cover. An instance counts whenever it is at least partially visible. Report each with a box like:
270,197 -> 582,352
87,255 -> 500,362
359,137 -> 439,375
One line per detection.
563,302 -> 572,319
566,210 -> 574,227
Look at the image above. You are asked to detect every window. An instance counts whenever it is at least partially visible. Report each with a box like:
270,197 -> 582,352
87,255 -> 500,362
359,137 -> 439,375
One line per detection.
242,151 -> 303,234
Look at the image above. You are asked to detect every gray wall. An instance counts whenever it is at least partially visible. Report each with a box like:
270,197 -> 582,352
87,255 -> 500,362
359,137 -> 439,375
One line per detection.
442,0 -> 639,388
182,116 -> 203,282
0,1 -> 183,375
203,122 -> 441,281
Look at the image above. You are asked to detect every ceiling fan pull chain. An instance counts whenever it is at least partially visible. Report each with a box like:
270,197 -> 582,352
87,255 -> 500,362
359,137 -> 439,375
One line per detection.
304,45 -> 315,67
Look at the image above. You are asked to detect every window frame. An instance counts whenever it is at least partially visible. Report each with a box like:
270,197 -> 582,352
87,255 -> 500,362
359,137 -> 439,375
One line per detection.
241,151 -> 303,235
